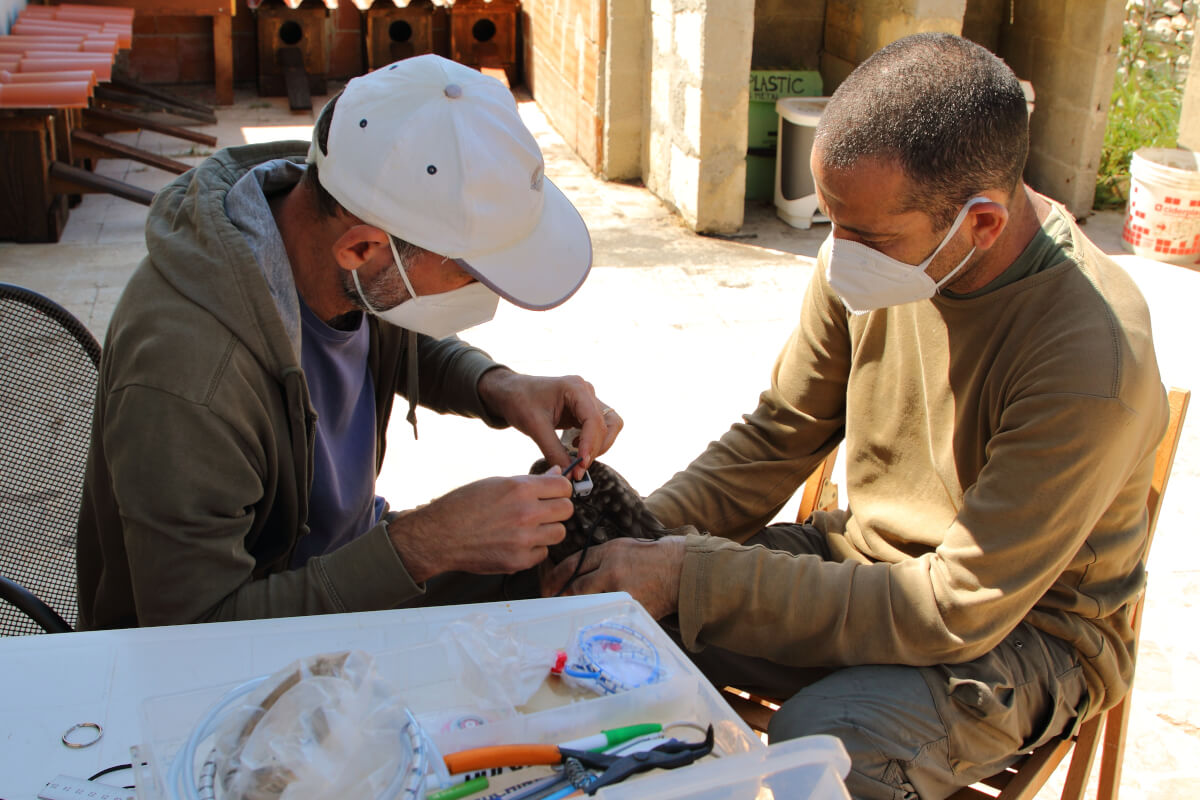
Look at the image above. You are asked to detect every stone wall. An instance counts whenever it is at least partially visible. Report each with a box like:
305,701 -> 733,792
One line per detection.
751,0 -> 824,70
821,0 -> 965,92
996,0 -> 1125,216
644,0 -> 754,232
521,0 -> 605,172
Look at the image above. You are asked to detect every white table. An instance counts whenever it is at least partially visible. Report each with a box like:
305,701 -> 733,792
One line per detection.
0,593 -> 849,800
0,594 -> 645,799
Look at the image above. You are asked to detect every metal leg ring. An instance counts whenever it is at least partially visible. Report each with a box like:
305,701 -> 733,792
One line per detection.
62,721 -> 103,748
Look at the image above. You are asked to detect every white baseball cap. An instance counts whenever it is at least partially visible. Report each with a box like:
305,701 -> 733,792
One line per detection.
308,55 -> 592,310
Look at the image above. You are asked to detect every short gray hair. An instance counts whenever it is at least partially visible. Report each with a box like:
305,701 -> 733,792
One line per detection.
814,33 -> 1029,229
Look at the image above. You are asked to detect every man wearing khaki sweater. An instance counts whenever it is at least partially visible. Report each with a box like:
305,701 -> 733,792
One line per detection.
545,33 -> 1168,799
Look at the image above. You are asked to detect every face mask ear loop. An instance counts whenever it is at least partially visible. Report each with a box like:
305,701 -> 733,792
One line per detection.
926,196 -> 990,286
351,269 -> 381,315
388,235 -> 420,301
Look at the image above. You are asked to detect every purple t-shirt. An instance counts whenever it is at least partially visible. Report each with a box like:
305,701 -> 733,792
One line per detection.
290,298 -> 385,567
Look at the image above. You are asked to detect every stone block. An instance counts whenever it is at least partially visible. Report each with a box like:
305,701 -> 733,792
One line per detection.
561,29 -> 580,88
696,157 -> 746,233
670,144 -> 701,224
1035,40 -> 1118,111
1056,0 -> 1123,49
650,2 -> 673,59
683,84 -> 702,154
1026,151 -> 1094,217
673,11 -> 703,75
646,128 -> 670,196
580,43 -> 599,105
576,102 -> 602,170
603,115 -> 644,179
819,49 -> 857,93
823,0 -> 863,65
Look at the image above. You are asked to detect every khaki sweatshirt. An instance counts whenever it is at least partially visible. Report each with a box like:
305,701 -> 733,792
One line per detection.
646,200 -> 1168,715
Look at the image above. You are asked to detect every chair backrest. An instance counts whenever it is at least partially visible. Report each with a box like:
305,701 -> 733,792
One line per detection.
797,445 -> 840,521
949,385 -> 1191,800
0,283 -> 100,635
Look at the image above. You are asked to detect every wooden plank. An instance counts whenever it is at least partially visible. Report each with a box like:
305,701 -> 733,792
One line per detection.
70,129 -> 191,174
109,75 -> 214,115
82,106 -> 217,147
95,85 -> 218,124
278,46 -> 311,111
0,120 -> 57,242
66,0 -> 235,106
51,0 -> 233,15
49,160 -> 154,205
211,10 -> 233,106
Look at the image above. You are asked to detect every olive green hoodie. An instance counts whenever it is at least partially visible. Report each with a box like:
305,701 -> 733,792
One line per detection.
76,143 -> 503,629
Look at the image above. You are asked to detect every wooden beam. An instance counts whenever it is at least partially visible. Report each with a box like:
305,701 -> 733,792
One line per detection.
94,85 -> 217,125
48,160 -> 154,205
70,129 -> 191,175
82,107 -> 218,148
212,11 -> 233,106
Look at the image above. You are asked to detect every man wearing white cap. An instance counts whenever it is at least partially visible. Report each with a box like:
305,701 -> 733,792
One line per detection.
76,56 -> 616,628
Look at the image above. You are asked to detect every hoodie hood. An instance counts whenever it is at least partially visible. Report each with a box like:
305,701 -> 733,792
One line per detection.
145,141 -> 311,380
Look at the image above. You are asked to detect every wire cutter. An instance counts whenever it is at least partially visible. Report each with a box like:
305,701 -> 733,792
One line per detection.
443,725 -> 714,795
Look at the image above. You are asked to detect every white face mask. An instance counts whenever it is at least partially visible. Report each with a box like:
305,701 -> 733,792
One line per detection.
826,197 -> 989,315
352,237 -> 499,339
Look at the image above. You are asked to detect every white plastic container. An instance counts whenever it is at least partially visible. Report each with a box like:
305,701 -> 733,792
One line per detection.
132,597 -> 849,800
774,96 -> 830,229
1122,147 -> 1200,265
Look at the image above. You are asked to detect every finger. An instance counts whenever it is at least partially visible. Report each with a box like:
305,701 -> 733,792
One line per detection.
535,520 -> 567,545
529,471 -> 573,499
593,405 -> 623,457
530,426 -> 575,476
559,563 -> 609,597
571,399 -> 609,470
542,551 -> 582,595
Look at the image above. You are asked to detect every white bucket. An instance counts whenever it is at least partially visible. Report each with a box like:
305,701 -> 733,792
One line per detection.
1123,147 -> 1200,264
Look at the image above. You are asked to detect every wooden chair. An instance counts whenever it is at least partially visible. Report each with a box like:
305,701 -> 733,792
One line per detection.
724,388 -> 1191,800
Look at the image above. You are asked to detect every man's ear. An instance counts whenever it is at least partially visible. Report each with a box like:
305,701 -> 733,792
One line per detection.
967,199 -> 1010,252
332,225 -> 392,273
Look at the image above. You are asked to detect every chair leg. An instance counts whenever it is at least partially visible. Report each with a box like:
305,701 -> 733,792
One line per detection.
1060,714 -> 1103,800
1096,695 -> 1133,800
995,737 -> 1074,799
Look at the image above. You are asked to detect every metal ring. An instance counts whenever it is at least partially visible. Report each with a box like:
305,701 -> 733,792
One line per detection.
62,721 -> 103,749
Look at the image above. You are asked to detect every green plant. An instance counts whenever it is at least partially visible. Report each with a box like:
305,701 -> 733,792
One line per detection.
1094,4 -> 1191,210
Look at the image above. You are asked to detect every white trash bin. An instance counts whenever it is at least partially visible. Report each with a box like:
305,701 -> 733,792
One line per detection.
774,96 -> 830,229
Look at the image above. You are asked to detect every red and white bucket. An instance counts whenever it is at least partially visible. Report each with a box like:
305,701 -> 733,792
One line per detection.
1122,147 -> 1200,265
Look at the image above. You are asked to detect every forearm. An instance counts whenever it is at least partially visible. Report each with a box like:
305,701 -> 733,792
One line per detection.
676,534 -> 1006,667
132,522 -> 423,625
412,334 -> 509,425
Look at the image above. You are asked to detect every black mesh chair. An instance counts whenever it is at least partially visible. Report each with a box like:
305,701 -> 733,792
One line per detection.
0,283 -> 100,635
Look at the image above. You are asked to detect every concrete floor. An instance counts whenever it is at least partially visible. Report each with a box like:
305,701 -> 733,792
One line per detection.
1,87 -> 1198,799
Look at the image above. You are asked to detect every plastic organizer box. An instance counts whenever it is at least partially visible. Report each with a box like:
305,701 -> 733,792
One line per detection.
132,596 -> 850,799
